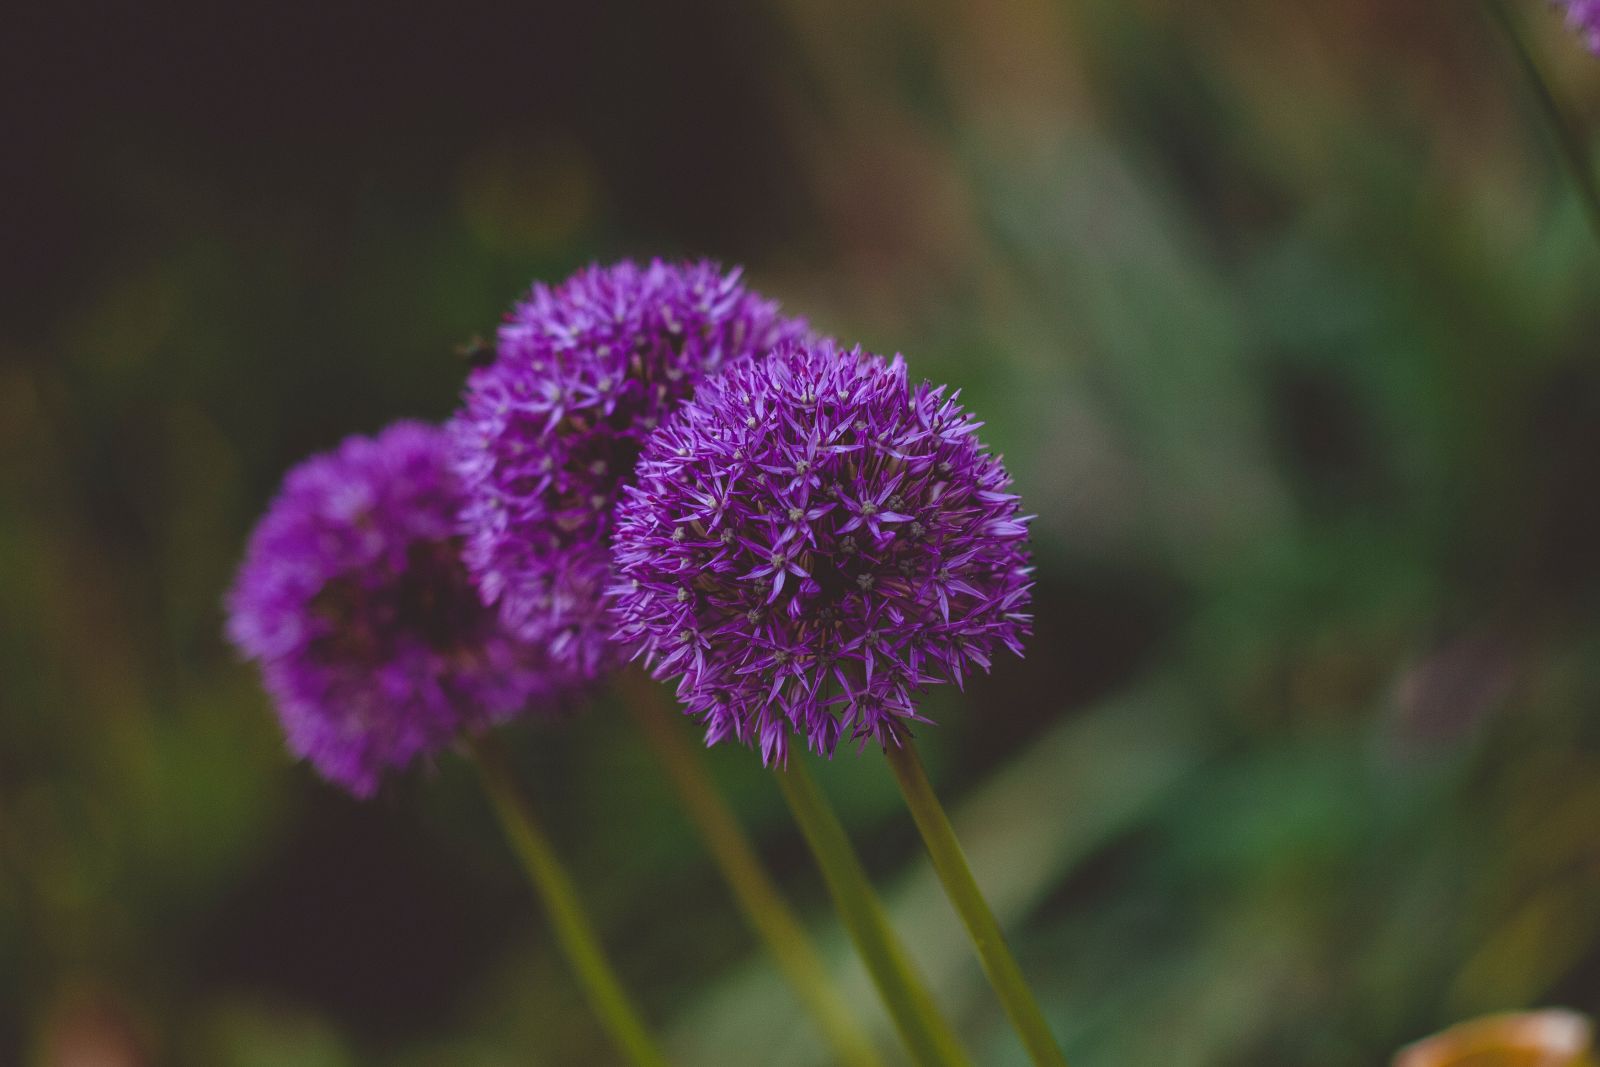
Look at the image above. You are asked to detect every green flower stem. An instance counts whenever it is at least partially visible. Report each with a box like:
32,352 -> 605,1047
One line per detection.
621,674 -> 885,1067
1484,0 -> 1600,246
776,756 -> 972,1067
470,736 -> 670,1067
883,738 -> 1068,1067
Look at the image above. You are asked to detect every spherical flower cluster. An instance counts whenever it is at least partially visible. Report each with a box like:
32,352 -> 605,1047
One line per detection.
453,259 -> 807,679
226,422 -> 576,797
609,340 -> 1033,764
1557,0 -> 1600,53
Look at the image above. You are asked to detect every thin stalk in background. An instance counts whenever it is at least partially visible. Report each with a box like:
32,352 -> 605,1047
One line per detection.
776,756 -> 973,1067
620,672 -> 885,1067
883,738 -> 1068,1067
1483,0 -> 1600,245
469,736 -> 671,1067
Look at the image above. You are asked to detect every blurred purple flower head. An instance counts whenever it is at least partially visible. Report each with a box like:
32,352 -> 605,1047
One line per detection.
227,421 -> 575,797
609,340 -> 1033,764
452,259 -> 807,681
1558,0 -> 1600,52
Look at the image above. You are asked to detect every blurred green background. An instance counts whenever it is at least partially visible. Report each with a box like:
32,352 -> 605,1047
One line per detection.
5,1 -> 1600,1063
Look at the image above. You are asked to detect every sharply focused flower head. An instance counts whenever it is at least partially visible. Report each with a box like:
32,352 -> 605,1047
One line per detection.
1557,0 -> 1600,52
453,259 -> 807,680
610,340 -> 1032,764
227,422 -> 576,797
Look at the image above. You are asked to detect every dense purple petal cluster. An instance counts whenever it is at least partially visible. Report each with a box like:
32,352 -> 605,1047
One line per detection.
453,259 -> 807,679
1557,0 -> 1600,52
609,340 -> 1032,763
226,422 -> 575,796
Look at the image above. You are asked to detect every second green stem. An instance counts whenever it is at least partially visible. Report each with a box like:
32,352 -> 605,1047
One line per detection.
776,757 -> 972,1067
471,736 -> 670,1067
884,738 -> 1067,1067
623,676 -> 883,1067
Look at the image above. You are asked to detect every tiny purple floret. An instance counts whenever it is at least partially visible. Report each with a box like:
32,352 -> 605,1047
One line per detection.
452,259 -> 807,681
226,421 -> 577,797
609,340 -> 1033,764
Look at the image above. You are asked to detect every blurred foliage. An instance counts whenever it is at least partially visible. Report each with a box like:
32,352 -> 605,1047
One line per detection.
4,1 -> 1600,1064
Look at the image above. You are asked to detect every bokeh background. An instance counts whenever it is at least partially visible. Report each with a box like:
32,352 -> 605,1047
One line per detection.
5,1 -> 1600,1063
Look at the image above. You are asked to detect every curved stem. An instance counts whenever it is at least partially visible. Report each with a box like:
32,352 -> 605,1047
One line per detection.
621,674 -> 884,1067
776,756 -> 972,1067
470,736 -> 670,1067
1484,0 -> 1600,246
883,738 -> 1068,1067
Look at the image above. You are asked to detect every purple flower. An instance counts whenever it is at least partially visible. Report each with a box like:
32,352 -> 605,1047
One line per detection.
453,259 -> 808,680
609,340 -> 1033,764
226,421 -> 576,797
1557,0 -> 1600,52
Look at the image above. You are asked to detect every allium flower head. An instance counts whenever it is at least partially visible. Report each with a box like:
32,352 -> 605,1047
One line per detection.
610,340 -> 1033,764
227,421 -> 575,797
453,259 -> 807,679
1558,0 -> 1600,52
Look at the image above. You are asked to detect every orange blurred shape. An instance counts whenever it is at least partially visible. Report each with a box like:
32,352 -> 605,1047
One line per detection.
38,990 -> 146,1067
1395,1010 -> 1595,1067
